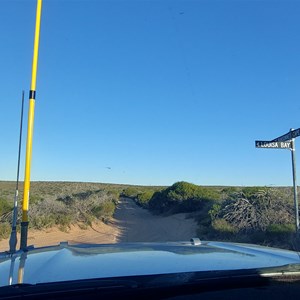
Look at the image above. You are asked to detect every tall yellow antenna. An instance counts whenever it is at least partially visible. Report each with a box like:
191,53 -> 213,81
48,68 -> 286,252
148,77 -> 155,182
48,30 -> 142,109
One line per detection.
20,0 -> 43,250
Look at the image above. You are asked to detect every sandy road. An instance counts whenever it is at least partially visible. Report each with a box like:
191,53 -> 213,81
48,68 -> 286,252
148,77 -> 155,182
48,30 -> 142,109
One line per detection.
113,197 -> 197,242
0,198 -> 197,251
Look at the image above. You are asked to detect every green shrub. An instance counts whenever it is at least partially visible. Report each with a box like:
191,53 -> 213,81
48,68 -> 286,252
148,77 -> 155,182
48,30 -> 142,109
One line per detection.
221,187 -> 238,195
208,204 -> 221,220
212,219 -> 238,234
91,201 -> 115,219
107,190 -> 120,203
29,194 -> 44,205
0,198 -> 13,215
197,219 -> 238,241
149,182 -> 220,213
31,214 -> 73,231
55,214 -> 72,227
136,190 -> 155,208
56,195 -> 75,205
122,187 -> 140,198
241,186 -> 269,199
0,222 -> 11,240
266,223 -> 294,235
56,214 -> 72,232
30,215 -> 56,230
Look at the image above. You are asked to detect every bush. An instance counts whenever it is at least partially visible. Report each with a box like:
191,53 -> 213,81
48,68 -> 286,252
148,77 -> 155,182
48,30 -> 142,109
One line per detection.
30,214 -> 73,232
30,215 -> 56,230
221,187 -> 238,195
56,214 -> 72,232
136,190 -> 155,208
0,198 -> 13,215
148,182 -> 220,213
0,222 -> 11,240
212,219 -> 238,234
56,195 -> 75,205
216,188 -> 294,232
27,188 -> 118,230
208,204 -> 221,220
29,194 -> 44,205
55,214 -> 72,226
266,223 -> 295,235
122,187 -> 140,198
91,201 -> 115,219
107,190 -> 120,203
241,187 -> 269,200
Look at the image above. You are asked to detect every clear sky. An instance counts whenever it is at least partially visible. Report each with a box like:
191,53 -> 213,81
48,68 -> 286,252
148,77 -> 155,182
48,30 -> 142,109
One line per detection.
1,0 -> 300,186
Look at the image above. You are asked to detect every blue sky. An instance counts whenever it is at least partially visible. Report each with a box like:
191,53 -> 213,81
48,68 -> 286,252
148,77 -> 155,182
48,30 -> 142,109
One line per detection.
1,0 -> 300,186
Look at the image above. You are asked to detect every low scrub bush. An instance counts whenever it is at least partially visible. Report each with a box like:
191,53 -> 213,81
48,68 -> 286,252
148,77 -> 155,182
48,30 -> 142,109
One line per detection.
107,190 -> 120,204
27,189 -> 118,231
0,222 -> 11,240
149,181 -> 220,214
122,187 -> 140,198
30,215 -> 56,230
216,188 -> 294,232
55,214 -> 72,227
266,223 -> 294,235
56,195 -> 75,205
136,190 -> 155,208
91,201 -> 115,219
196,188 -> 297,249
29,194 -> 44,205
0,198 -> 13,215
208,203 -> 221,220
212,219 -> 238,234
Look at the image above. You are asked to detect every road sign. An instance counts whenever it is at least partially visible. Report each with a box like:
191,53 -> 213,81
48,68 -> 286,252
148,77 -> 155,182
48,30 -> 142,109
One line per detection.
255,140 -> 292,149
271,128 -> 300,142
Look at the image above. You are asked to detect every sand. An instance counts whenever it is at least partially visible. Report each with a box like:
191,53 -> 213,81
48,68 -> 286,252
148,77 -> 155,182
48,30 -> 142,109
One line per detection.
0,198 -> 198,251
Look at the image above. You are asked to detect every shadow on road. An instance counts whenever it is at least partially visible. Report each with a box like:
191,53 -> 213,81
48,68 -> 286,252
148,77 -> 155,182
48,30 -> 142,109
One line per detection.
113,197 -> 197,243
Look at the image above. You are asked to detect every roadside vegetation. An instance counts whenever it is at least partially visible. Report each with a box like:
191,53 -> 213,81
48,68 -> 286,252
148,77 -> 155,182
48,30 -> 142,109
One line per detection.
0,181 -> 298,250
124,182 -> 298,250
0,181 -> 163,239
0,181 -> 122,238
200,187 -> 296,249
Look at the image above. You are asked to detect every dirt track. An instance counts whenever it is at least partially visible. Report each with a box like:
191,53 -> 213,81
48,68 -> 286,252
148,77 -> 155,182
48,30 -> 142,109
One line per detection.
114,197 -> 197,242
0,198 -> 197,251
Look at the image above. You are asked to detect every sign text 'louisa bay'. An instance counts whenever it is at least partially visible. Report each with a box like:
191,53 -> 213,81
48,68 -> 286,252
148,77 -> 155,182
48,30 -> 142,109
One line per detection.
255,141 -> 292,149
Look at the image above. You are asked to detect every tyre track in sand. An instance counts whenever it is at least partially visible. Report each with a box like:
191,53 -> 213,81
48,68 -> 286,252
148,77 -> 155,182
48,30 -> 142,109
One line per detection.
113,197 -> 197,242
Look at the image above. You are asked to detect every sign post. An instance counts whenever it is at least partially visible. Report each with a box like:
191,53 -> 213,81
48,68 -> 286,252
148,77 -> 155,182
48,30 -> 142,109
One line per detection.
255,128 -> 300,234
290,133 -> 299,233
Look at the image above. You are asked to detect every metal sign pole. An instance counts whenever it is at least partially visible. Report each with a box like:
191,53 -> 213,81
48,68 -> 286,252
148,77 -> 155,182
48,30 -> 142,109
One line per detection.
256,127 -> 300,234
290,132 -> 299,233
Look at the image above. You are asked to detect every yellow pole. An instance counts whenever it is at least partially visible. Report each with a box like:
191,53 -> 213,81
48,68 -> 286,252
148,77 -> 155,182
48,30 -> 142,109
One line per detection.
20,0 -> 42,250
